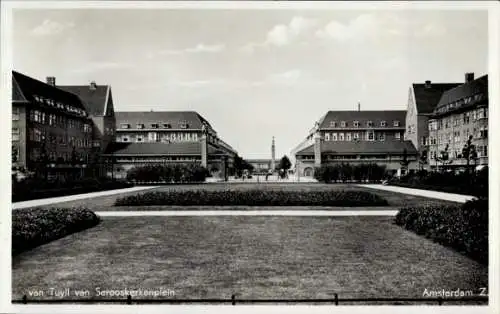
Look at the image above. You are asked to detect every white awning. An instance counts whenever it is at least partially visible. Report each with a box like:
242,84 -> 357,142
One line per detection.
476,165 -> 487,171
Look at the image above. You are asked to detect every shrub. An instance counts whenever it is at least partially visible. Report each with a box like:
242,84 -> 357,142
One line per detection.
390,168 -> 488,198
12,207 -> 101,255
115,190 -> 389,207
12,178 -> 133,202
394,198 -> 488,264
315,163 -> 387,183
126,164 -> 209,183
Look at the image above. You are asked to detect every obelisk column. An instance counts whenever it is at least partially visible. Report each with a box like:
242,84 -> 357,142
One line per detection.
271,136 -> 276,172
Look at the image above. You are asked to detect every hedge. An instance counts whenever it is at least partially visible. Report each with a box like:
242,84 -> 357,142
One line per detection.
12,207 -> 101,255
389,168 -> 488,198
315,163 -> 388,183
115,190 -> 389,206
126,164 -> 209,183
394,198 -> 488,264
12,178 -> 133,202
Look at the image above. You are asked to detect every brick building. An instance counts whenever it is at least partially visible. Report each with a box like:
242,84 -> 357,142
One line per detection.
292,110 -> 418,178
405,79 -> 461,168
427,73 -> 488,170
103,111 -> 238,179
12,71 -> 97,179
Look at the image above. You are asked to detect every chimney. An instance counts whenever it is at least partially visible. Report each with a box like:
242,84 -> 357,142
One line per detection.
89,81 -> 97,90
465,72 -> 474,83
358,102 -> 361,112
46,76 -> 56,86
425,80 -> 431,88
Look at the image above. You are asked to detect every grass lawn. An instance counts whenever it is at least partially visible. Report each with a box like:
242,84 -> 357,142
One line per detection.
30,183 -> 458,211
12,216 -> 487,304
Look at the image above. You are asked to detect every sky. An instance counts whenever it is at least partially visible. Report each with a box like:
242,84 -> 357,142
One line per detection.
12,8 -> 488,159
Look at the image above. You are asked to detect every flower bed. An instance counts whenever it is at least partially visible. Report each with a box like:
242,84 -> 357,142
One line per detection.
115,190 -> 389,206
12,207 -> 101,255
394,198 -> 488,264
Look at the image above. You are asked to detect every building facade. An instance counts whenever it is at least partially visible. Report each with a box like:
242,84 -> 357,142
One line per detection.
293,110 -> 418,178
104,111 -> 238,179
12,71 -> 97,180
427,74 -> 488,170
405,79 -> 461,169
58,81 -> 117,176
247,159 -> 273,174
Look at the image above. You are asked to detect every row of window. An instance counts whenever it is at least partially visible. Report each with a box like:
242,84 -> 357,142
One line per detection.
329,120 -> 401,128
300,154 -> 413,160
118,132 -> 200,143
429,108 -> 488,131
429,145 -> 488,160
120,122 -> 189,130
435,93 -> 486,115
29,148 -> 91,164
28,128 -> 94,148
323,131 -> 401,142
428,127 -> 488,145
32,94 -> 87,118
29,110 -> 92,133
115,157 -> 201,162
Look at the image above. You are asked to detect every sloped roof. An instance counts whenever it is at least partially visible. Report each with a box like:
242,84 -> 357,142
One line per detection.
104,142 -> 202,156
319,110 -> 407,129
296,140 -> 417,156
58,85 -> 109,116
115,111 -> 211,130
434,75 -> 488,113
12,71 -> 87,110
412,83 -> 461,114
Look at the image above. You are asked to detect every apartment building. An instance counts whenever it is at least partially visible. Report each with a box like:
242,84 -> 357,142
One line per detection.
427,73 -> 488,170
12,71 -> 97,179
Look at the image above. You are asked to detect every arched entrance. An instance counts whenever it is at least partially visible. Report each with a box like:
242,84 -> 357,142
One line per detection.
303,167 -> 313,177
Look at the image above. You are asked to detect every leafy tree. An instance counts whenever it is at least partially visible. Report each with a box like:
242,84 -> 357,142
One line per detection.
418,150 -> 428,171
436,144 -> 453,172
462,135 -> 478,175
400,148 -> 410,174
278,155 -> 292,171
12,146 -> 19,164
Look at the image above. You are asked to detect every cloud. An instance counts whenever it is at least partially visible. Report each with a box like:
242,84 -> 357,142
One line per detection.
241,16 -> 317,53
270,69 -> 302,82
31,19 -> 75,36
316,13 -> 380,42
414,23 -> 447,38
150,43 -> 226,58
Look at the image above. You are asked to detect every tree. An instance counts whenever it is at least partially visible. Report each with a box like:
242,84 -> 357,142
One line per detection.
462,135 -> 478,175
436,144 -> 453,172
278,155 -> 292,171
418,150 -> 428,171
400,148 -> 410,175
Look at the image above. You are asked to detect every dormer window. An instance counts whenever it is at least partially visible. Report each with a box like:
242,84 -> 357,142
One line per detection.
163,123 -> 171,129
353,121 -> 359,127
380,121 -> 387,127
120,123 -> 130,129
367,121 -> 373,128
151,123 -> 159,129
341,121 -> 346,127
330,121 -> 337,128
136,123 -> 144,129
180,121 -> 188,129
393,121 -> 400,127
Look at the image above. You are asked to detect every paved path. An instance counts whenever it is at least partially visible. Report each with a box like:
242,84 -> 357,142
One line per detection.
12,186 -> 159,210
96,210 -> 399,217
357,184 -> 476,203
